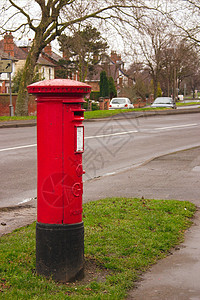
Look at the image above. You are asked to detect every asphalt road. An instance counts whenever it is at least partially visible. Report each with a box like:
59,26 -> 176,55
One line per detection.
0,112 -> 200,208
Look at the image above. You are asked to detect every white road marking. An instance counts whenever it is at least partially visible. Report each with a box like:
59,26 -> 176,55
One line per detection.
0,144 -> 37,152
0,124 -> 198,152
85,130 -> 138,139
104,172 -> 116,176
0,130 -> 138,152
154,124 -> 198,131
18,198 -> 33,205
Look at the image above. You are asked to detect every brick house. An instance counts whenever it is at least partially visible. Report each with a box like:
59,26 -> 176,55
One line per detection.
0,33 -> 56,93
0,48 -> 17,93
85,51 -> 130,94
42,44 -> 79,81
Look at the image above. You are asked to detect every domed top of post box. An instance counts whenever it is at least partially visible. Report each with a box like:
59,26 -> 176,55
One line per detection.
27,79 -> 91,96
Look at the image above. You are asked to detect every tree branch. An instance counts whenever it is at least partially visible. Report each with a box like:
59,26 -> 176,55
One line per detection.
8,0 -> 36,31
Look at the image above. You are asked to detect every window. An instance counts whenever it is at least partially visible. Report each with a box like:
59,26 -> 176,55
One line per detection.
42,67 -> 45,79
49,68 -> 52,80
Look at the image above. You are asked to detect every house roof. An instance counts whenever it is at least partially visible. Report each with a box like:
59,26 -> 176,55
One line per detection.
86,62 -> 129,82
85,52 -> 129,83
37,55 -> 56,67
0,40 -> 27,60
41,50 -> 64,70
44,51 -> 63,63
0,39 -> 56,67
0,49 -> 16,60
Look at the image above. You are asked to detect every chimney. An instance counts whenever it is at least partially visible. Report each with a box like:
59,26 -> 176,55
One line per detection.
44,44 -> 52,56
117,54 -> 121,61
4,32 -> 14,57
63,50 -> 69,60
110,51 -> 118,63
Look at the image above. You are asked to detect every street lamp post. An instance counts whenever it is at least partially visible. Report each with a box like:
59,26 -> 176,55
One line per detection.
9,71 -> 14,116
173,46 -> 178,103
9,53 -> 14,116
173,65 -> 177,102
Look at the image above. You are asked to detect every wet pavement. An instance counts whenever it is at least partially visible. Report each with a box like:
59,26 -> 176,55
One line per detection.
127,209 -> 200,300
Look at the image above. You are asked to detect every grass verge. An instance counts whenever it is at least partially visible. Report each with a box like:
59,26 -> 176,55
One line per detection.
0,104 -> 199,122
0,107 -> 167,122
0,116 -> 36,122
84,108 -> 168,119
0,197 -> 195,299
176,102 -> 200,106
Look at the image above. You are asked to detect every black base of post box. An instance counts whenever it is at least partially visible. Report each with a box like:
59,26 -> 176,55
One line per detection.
36,222 -> 84,282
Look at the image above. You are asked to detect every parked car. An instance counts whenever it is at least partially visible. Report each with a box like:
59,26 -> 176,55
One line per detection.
109,97 -> 134,110
151,97 -> 176,109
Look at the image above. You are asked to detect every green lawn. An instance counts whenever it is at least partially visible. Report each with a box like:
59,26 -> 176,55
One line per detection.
0,116 -> 37,122
176,102 -> 200,106
84,107 -> 167,119
0,107 -> 168,122
0,197 -> 195,299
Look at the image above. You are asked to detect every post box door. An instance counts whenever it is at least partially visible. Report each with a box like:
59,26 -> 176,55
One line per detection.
37,100 -> 64,224
62,104 -> 84,224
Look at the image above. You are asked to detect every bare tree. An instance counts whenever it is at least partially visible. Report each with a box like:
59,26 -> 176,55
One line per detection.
167,0 -> 200,45
0,0 -> 162,115
126,62 -> 151,100
131,29 -> 200,100
133,16 -> 173,99
160,41 -> 200,98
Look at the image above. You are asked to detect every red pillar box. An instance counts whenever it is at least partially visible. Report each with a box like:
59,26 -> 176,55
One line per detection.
27,79 -> 91,282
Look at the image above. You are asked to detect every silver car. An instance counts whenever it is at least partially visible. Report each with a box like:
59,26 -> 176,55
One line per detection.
109,97 -> 134,110
151,97 -> 176,109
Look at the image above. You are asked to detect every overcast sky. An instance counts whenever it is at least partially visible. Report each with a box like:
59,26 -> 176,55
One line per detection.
0,0 -> 199,66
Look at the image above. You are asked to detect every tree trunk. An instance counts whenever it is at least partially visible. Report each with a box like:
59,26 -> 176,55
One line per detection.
15,36 -> 43,116
153,76 -> 158,100
192,88 -> 195,99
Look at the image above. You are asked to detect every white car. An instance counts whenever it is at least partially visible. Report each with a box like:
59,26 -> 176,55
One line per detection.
109,97 -> 134,110
151,97 -> 176,109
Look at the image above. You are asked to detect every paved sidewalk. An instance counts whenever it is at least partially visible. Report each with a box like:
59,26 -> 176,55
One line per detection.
127,209 -> 200,300
0,199 -> 36,237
